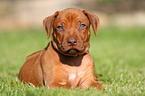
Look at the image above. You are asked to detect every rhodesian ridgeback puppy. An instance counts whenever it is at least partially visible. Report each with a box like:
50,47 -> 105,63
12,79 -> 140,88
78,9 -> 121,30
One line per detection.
18,8 -> 104,90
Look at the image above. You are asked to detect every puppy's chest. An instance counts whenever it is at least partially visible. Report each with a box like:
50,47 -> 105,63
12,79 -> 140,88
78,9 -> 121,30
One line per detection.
67,67 -> 85,87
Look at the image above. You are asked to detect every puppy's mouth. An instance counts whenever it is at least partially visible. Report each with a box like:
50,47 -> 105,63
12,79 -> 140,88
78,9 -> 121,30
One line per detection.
66,48 -> 80,55
53,42 -> 88,56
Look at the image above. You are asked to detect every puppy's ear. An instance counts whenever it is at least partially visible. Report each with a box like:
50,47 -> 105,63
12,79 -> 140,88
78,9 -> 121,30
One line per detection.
43,11 -> 59,38
82,10 -> 99,36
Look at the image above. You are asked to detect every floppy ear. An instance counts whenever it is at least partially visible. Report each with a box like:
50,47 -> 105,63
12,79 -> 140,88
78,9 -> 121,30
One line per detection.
82,10 -> 99,36
43,11 -> 59,38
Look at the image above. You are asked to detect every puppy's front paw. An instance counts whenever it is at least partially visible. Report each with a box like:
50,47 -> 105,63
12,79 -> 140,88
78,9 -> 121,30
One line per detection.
91,82 -> 105,90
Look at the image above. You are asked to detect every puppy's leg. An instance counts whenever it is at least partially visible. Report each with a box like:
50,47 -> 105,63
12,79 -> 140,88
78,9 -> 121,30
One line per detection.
79,75 -> 104,90
80,78 -> 104,90
90,81 -> 105,90
49,82 -> 71,89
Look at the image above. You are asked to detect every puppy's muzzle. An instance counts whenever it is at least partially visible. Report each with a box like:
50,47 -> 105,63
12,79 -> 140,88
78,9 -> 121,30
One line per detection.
67,37 -> 77,46
59,37 -> 85,56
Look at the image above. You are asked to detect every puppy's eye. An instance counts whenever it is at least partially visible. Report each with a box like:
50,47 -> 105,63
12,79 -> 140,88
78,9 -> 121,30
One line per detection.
80,24 -> 86,29
56,26 -> 63,30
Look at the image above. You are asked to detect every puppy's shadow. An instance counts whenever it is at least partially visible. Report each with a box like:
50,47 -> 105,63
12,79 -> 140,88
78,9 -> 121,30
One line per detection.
58,53 -> 84,66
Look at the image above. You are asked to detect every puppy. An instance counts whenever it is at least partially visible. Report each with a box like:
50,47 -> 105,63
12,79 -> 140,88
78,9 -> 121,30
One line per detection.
19,8 -> 104,90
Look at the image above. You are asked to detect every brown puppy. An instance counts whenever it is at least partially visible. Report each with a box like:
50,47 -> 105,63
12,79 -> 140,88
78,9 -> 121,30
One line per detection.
18,8 -> 104,90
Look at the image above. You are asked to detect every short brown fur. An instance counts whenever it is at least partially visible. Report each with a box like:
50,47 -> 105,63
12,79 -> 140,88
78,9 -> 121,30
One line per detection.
18,8 -> 104,90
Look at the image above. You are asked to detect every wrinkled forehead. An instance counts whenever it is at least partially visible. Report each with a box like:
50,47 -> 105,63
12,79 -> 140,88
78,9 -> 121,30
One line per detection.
55,9 -> 89,24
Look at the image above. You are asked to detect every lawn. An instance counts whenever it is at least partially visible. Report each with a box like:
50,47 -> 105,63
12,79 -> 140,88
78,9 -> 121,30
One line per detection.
0,27 -> 145,96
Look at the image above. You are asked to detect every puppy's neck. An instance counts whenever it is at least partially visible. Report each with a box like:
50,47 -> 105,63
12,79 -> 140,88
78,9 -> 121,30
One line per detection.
59,53 -> 84,66
50,42 -> 85,66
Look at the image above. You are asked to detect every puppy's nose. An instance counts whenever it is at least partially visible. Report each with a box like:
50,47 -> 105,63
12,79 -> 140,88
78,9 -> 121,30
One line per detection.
67,37 -> 77,46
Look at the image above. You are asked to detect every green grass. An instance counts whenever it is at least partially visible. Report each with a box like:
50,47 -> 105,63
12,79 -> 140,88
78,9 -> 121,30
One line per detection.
0,27 -> 145,96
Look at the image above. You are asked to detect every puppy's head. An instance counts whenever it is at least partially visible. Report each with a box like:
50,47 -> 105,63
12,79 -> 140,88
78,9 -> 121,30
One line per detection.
43,8 -> 99,56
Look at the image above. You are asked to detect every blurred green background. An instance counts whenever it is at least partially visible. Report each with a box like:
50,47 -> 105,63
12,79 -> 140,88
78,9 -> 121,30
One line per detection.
0,0 -> 145,96
1,0 -> 145,29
